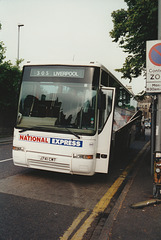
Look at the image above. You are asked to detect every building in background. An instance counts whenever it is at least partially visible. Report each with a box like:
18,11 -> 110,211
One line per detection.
126,85 -> 135,95
137,95 -> 152,121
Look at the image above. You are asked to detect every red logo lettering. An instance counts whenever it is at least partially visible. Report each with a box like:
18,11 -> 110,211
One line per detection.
20,135 -> 24,140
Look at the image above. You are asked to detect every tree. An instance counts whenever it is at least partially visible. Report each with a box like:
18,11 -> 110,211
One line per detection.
110,0 -> 158,81
0,61 -> 21,111
0,23 -> 6,64
0,23 -> 22,129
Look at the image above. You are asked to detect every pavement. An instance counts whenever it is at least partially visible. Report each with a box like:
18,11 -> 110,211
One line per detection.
99,131 -> 161,240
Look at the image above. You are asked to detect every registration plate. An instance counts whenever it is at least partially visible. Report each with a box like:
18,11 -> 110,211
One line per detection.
40,156 -> 56,162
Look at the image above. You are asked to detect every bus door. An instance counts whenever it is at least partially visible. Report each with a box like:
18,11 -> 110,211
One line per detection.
95,87 -> 115,173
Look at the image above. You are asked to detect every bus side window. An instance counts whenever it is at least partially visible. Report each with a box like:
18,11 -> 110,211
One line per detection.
101,71 -> 109,86
98,89 -> 113,132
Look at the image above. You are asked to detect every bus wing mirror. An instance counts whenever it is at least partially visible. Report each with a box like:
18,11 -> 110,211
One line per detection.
98,91 -> 106,110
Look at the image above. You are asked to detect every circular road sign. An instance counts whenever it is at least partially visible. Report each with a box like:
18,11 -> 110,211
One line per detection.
149,43 -> 161,66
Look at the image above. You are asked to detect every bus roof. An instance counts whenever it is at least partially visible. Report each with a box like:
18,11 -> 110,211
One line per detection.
24,61 -> 104,68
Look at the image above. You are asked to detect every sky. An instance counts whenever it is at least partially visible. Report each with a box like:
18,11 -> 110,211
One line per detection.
0,0 -> 145,94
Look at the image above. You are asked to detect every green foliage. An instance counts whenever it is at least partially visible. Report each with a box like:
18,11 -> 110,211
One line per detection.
134,90 -> 146,101
110,0 -> 158,81
0,41 -> 6,64
16,58 -> 24,68
0,22 -> 22,113
0,61 -> 22,111
0,24 -> 6,64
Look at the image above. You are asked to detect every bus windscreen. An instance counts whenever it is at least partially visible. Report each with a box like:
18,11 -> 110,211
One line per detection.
17,66 -> 99,135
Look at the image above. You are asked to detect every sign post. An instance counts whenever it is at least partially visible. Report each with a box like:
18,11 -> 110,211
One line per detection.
146,0 -> 161,197
146,40 -> 161,197
146,40 -> 161,93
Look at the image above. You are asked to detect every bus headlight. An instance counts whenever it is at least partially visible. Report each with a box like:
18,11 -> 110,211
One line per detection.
73,154 -> 93,159
13,146 -> 25,151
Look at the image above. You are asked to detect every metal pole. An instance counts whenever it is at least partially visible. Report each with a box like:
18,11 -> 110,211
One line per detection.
151,96 -> 155,175
155,0 -> 161,152
158,0 -> 161,40
17,26 -> 20,62
17,24 -> 24,64
152,0 -> 161,197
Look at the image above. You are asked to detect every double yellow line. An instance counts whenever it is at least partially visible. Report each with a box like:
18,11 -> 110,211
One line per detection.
60,141 -> 150,240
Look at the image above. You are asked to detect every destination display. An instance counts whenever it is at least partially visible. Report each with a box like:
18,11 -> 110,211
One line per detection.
30,67 -> 85,78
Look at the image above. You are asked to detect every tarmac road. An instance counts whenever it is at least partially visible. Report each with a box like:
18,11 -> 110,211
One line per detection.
0,129 -> 155,240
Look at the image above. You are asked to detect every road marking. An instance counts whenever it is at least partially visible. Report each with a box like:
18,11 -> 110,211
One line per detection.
60,209 -> 89,240
60,141 -> 150,240
0,158 -> 13,163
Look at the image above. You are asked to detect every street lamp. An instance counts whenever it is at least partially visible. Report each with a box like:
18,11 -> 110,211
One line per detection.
17,24 -> 24,64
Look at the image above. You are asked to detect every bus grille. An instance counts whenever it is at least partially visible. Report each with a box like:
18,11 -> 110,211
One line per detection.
28,159 -> 70,172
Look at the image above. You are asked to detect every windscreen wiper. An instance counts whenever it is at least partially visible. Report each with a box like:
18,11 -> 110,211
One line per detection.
18,124 -> 56,133
19,126 -> 40,133
65,128 -> 80,139
19,126 -> 80,139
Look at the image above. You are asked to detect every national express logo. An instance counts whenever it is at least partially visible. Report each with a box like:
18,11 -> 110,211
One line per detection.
19,134 -> 83,148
